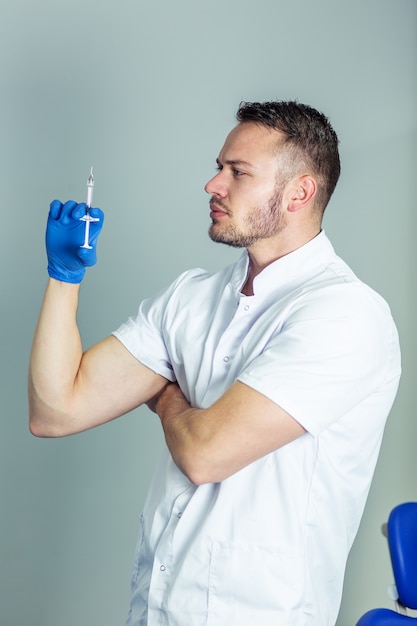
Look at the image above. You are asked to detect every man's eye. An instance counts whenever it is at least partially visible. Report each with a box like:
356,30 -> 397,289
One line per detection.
233,169 -> 244,177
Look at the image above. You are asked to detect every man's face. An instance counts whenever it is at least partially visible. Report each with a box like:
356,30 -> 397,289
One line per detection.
205,122 -> 289,248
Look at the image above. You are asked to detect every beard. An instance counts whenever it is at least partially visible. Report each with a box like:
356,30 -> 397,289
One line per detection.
208,185 -> 286,248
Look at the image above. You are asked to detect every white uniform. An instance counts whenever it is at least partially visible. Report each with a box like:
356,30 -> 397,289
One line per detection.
114,232 -> 401,626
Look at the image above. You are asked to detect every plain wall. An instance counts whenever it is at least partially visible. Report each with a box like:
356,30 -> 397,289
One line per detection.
0,1 -> 416,624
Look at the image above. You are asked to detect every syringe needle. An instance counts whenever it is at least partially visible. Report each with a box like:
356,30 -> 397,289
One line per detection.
86,166 -> 94,208
80,166 -> 99,249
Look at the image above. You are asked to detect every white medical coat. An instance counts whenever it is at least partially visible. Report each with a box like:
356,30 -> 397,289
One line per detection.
114,232 -> 401,626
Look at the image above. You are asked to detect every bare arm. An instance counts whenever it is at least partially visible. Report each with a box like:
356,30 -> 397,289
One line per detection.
29,278 -> 168,437
151,381 -> 306,485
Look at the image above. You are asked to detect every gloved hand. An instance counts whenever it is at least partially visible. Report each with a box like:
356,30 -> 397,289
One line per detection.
46,199 -> 104,284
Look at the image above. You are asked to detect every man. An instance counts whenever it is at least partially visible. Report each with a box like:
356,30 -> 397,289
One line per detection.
29,101 -> 401,625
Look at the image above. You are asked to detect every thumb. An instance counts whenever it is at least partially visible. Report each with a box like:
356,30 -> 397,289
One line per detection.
77,246 -> 97,267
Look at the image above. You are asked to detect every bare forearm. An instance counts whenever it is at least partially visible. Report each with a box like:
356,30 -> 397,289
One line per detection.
28,278 -> 83,435
154,384 -> 218,485
28,200 -> 169,436
159,398 -> 240,485
155,382 -> 305,485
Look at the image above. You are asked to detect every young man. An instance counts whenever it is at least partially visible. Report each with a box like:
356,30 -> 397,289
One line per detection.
29,101 -> 401,625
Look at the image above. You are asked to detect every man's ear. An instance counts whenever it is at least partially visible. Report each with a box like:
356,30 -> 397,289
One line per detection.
287,175 -> 317,213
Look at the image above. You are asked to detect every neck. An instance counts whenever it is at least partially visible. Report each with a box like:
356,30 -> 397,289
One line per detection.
242,228 -> 321,296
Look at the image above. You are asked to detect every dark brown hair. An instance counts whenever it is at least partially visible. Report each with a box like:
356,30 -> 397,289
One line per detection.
237,100 -> 341,212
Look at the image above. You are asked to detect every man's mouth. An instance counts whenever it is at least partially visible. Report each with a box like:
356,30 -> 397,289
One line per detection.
209,201 -> 229,219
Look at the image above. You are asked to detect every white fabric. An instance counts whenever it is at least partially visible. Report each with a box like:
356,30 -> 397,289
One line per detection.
113,232 -> 401,626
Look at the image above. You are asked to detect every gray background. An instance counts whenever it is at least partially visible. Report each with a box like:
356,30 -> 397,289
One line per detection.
0,0 -> 416,624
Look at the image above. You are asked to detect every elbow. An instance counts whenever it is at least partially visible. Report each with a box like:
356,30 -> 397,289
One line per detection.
182,467 -> 209,487
183,466 -> 226,487
28,381 -> 74,437
29,419 -> 69,438
28,399 -> 47,437
29,411 -> 60,438
29,421 -> 49,438
28,397 -> 51,437
28,399 -> 70,438
174,451 -> 225,486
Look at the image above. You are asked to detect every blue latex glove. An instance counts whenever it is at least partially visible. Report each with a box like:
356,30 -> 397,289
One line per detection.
46,199 -> 104,284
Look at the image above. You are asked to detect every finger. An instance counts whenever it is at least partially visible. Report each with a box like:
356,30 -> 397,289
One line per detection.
70,202 -> 88,221
89,207 -> 104,222
49,199 -> 63,220
77,246 -> 97,267
60,200 -> 78,224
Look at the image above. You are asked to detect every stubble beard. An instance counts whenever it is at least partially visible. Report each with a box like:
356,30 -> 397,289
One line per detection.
208,185 -> 286,248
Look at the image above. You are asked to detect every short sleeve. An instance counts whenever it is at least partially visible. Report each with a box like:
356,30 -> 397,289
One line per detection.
112,269 -> 206,381
237,283 -> 401,435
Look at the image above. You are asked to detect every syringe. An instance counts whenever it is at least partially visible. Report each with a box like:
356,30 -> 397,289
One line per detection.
80,166 -> 100,249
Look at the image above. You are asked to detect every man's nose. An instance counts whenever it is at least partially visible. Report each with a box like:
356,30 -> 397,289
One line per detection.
204,171 -> 227,197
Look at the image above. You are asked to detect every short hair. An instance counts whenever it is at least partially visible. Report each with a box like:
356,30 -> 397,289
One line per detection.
236,100 -> 341,213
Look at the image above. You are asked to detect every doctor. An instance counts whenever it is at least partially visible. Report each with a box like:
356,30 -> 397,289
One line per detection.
29,100 -> 401,625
